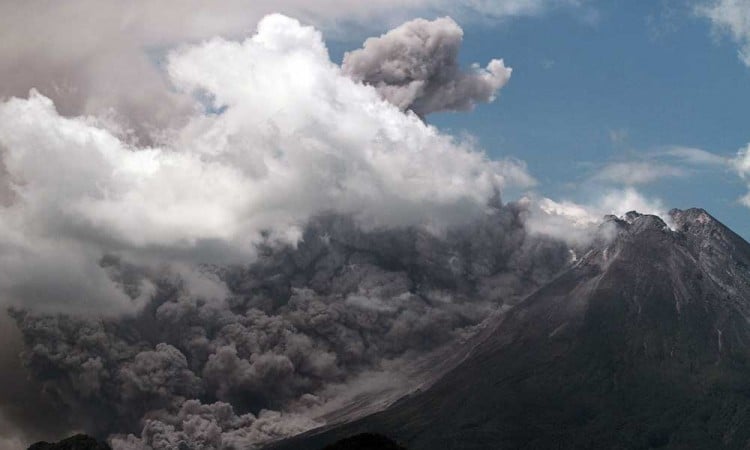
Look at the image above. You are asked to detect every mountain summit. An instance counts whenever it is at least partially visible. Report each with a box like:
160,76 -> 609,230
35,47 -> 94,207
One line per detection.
274,208 -> 750,449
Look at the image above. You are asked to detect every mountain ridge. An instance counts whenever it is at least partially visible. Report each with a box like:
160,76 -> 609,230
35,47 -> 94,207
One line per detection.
271,208 -> 750,449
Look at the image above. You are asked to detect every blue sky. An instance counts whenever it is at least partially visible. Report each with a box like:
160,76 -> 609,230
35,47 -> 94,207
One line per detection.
329,1 -> 750,237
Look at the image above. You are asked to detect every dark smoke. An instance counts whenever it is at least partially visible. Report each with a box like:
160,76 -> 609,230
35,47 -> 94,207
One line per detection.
8,201 -> 571,449
342,17 -> 511,116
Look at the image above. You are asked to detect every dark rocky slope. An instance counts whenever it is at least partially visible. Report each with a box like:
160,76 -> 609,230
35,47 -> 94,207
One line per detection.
11,204 -> 571,448
321,433 -> 407,450
273,209 -> 750,449
28,434 -> 111,450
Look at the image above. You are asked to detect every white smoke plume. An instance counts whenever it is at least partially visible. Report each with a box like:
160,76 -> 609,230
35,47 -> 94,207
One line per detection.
342,17 -> 511,116
0,14 -> 533,315
0,12 -> 671,444
0,1 -> 582,144
0,13 -> 573,449
524,188 -> 673,245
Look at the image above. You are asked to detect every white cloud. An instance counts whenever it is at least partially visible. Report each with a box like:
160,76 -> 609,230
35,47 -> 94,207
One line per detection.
597,188 -> 670,218
592,161 -> 687,185
0,0 -> 583,144
525,188 -> 670,244
733,143 -> 750,174
0,14 -> 533,314
732,143 -> 750,206
696,0 -> 750,66
449,0 -> 584,20
536,197 -> 600,227
664,145 -> 731,166
587,145 -> 734,189
655,143 -> 750,209
681,142 -> 750,207
524,196 -> 601,245
608,128 -> 629,144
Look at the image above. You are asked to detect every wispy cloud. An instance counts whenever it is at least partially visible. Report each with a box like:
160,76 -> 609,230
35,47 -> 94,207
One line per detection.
696,0 -> 750,67
587,144 -> 735,188
732,144 -> 750,206
663,145 -> 732,166
592,161 -> 687,185
645,0 -> 684,41
525,188 -> 671,244
608,128 -> 629,145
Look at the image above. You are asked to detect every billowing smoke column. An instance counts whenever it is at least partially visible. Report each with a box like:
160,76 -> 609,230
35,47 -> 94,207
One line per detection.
12,208 -> 571,449
342,17 -> 511,116
0,13 -> 568,449
0,14 -> 530,316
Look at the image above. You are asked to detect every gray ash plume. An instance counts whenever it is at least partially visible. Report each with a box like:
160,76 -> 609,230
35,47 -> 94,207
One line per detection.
8,201 -> 572,449
342,17 -> 511,117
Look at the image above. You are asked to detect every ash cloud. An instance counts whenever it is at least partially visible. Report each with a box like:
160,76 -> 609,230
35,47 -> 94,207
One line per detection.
0,12 -> 577,450
0,14 -> 532,315
0,0 -> 429,145
0,1 -> 582,145
10,206 -> 571,448
342,17 -> 511,116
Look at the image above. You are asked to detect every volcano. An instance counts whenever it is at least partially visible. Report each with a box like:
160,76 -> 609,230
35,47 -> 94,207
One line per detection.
273,208 -> 750,449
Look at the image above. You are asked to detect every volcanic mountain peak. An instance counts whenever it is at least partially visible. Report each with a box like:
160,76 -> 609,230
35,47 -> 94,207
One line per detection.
275,207 -> 750,450
597,210 -> 672,244
585,208 -> 750,274
604,208 -> 722,236
621,210 -> 666,226
576,210 -> 676,274
670,207 -> 715,229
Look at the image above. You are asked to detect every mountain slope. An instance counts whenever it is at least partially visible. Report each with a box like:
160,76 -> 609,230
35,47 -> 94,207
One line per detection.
273,208 -> 750,449
28,434 -> 111,450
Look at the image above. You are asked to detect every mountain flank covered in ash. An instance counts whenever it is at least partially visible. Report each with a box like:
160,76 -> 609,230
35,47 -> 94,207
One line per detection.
8,201 -> 572,449
273,208 -> 750,450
